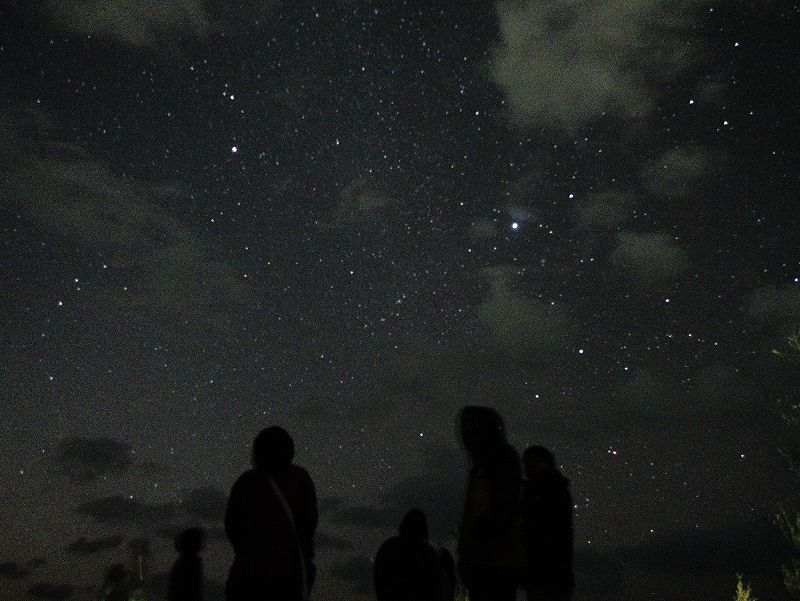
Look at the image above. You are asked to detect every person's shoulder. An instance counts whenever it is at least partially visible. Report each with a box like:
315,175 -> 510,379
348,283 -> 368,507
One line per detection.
421,541 -> 439,559
288,464 -> 314,483
376,536 -> 402,556
553,471 -> 570,490
233,468 -> 259,488
496,443 -> 520,463
288,464 -> 309,475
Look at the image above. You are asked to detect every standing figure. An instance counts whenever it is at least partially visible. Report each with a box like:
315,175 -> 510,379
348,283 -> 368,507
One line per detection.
457,406 -> 523,601
169,528 -> 204,601
437,546 -> 456,601
374,509 -> 441,601
225,427 -> 318,601
521,446 -> 574,601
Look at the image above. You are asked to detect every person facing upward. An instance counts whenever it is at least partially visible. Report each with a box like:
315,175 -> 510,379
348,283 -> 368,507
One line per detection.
168,527 -> 204,601
457,406 -> 523,601
521,446 -> 574,601
374,509 -> 441,601
225,427 -> 318,601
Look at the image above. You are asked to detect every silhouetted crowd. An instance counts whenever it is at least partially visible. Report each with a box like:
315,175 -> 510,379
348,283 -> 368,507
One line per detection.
167,407 -> 573,601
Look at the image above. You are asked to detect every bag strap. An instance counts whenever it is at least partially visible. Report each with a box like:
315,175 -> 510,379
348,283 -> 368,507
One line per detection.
266,473 -> 310,601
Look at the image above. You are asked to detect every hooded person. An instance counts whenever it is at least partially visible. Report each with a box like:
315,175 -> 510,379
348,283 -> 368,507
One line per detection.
374,509 -> 441,601
225,427 -> 318,601
457,406 -> 523,601
521,446 -> 574,601
169,528 -> 204,601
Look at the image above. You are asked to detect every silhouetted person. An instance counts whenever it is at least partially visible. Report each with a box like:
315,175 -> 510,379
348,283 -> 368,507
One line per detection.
169,528 -> 204,601
457,406 -> 523,601
374,509 -> 441,601
436,546 -> 456,601
225,427 -> 318,601
521,446 -> 574,601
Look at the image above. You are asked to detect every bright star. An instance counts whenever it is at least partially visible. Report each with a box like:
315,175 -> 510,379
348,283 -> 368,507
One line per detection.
511,222 -> 519,230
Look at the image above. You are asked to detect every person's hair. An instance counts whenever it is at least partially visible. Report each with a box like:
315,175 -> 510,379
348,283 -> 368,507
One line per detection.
523,445 -> 556,469
459,406 -> 507,451
174,527 -> 204,556
252,426 -> 295,471
398,509 -> 428,541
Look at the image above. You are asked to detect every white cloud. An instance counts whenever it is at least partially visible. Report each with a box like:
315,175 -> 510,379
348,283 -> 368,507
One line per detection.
641,146 -> 714,198
609,231 -> 689,284
747,287 -> 800,322
573,190 -> 633,233
45,0 -> 215,47
42,0 -> 280,47
491,0 -> 705,131
477,265 -> 571,362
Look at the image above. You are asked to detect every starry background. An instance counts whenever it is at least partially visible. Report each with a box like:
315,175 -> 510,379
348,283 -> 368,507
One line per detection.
1,1 -> 799,600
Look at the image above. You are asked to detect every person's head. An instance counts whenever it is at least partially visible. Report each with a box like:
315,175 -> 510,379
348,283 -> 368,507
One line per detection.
174,527 -> 204,557
398,509 -> 428,542
523,445 -> 556,479
459,406 -> 506,457
252,426 -> 295,472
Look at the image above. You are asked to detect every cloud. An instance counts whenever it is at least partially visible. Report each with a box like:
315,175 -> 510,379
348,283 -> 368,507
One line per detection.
181,486 -> 227,522
77,496 -> 176,526
622,520 -> 789,575
490,0 -> 706,131
469,218 -> 499,240
41,0 -> 281,48
2,113 -> 254,333
315,533 -> 356,552
0,559 -> 45,581
687,363 -> 764,421
147,572 -> 225,601
0,561 -> 30,580
329,555 -> 373,593
43,0 -> 214,48
126,537 -> 153,555
329,505 -> 393,529
78,488 -> 225,533
747,287 -> 800,323
318,496 -> 346,514
65,535 -> 124,555
477,265 -> 571,363
321,179 -> 399,231
573,191 -> 632,233
380,467 -> 464,542
609,231 -> 689,285
54,437 -> 132,483
27,582 -> 74,601
573,549 -> 625,598
641,146 -> 715,199
609,368 -> 673,431
325,444 -> 464,542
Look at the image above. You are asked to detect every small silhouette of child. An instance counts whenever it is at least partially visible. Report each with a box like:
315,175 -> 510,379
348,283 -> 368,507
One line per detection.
169,528 -> 204,601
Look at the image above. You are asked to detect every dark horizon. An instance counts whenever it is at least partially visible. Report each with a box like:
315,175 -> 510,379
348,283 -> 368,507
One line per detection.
1,1 -> 799,600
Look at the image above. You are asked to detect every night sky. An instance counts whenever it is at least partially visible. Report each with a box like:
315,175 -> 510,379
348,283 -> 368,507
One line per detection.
1,1 -> 799,600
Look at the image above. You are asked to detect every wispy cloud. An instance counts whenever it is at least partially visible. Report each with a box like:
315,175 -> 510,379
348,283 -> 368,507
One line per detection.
491,0 -> 708,131
2,113 -> 255,335
41,0 -> 279,48
54,437 -> 133,483
478,265 -> 571,363
609,231 -> 689,286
